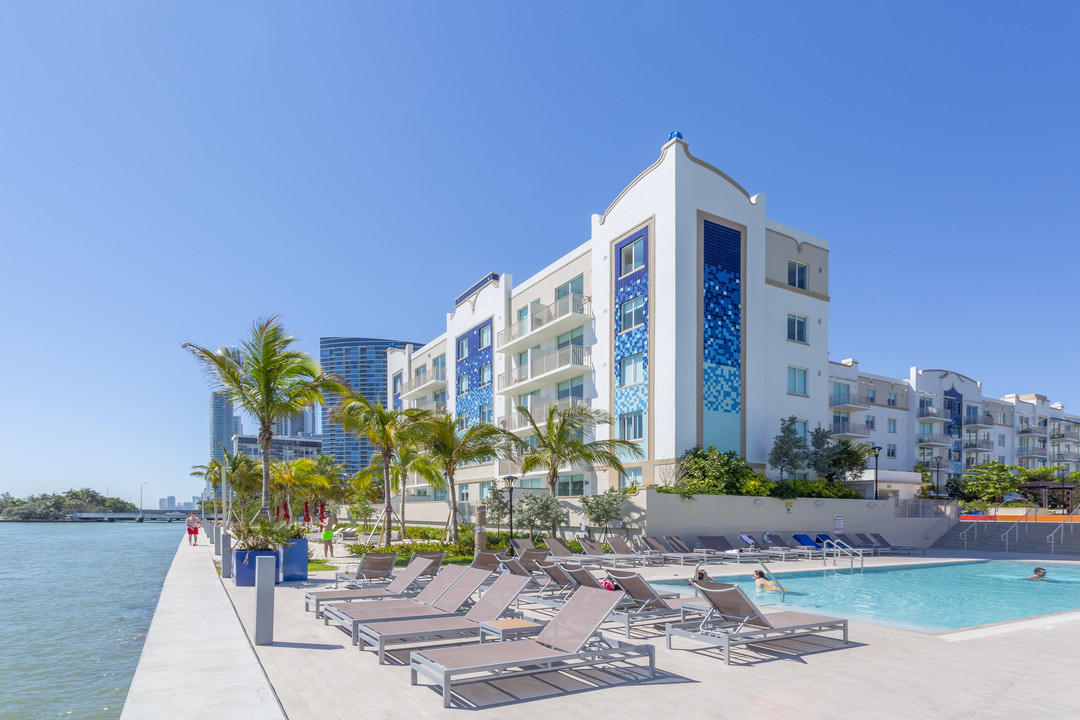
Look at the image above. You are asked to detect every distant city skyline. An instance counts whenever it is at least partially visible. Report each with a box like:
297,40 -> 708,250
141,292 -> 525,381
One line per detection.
3,4 -> 1077,502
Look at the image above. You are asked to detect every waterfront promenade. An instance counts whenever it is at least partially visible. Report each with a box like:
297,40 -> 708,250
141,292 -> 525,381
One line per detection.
126,543 -> 1080,719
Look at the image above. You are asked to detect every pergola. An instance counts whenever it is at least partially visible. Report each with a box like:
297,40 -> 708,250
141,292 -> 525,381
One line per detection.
1018,481 -> 1075,514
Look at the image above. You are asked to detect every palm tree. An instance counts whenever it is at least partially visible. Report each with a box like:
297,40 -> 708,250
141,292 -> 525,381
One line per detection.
509,403 -> 643,496
183,316 -> 343,521
271,457 -> 334,519
333,390 -> 427,545
416,414 -> 506,543
355,442 -> 442,535
220,447 -> 260,526
190,459 -> 222,523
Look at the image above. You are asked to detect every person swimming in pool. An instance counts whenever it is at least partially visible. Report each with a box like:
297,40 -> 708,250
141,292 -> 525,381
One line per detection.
1027,567 -> 1048,581
753,569 -> 781,590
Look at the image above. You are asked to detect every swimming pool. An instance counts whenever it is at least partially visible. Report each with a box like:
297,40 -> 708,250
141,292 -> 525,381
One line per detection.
655,560 -> 1080,633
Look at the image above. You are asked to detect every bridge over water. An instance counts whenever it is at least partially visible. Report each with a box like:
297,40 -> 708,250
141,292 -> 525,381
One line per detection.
70,512 -> 189,522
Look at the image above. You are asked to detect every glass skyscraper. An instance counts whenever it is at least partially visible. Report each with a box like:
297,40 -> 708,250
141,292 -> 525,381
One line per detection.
320,337 -> 421,477
209,391 -> 238,463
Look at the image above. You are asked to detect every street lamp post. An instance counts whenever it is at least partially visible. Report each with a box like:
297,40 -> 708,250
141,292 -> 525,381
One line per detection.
502,475 -> 517,556
870,446 -> 882,500
933,456 -> 943,497
139,482 -> 148,520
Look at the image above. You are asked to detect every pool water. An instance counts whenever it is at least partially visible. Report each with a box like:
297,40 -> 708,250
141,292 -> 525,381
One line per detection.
655,560 -> 1080,633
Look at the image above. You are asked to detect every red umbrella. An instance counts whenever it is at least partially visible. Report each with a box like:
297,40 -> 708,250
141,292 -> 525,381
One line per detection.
319,501 -> 325,520
274,503 -> 280,521
303,501 -> 311,523
282,499 -> 291,522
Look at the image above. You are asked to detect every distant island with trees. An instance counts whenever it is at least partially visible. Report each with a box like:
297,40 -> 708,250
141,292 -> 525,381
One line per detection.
1,488 -> 137,520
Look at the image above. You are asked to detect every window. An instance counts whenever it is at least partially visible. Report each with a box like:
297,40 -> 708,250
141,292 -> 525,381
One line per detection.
556,274 -> 584,299
787,313 -> 807,342
620,237 -> 644,275
997,413 -> 1006,424
866,415 -> 876,430
919,447 -> 934,462
433,354 -> 446,371
479,402 -> 493,424
480,481 -> 491,500
557,326 -> 584,348
999,456 -> 1006,465
620,411 -> 644,441
433,388 -> 447,403
479,364 -> 492,387
787,366 -> 807,395
833,382 -> 850,402
621,467 -> 643,489
919,397 -> 933,409
998,434 -> 1006,447
887,418 -> 897,433
479,325 -> 491,349
517,307 -> 529,324
558,376 -> 584,399
457,337 -> 468,358
620,295 -> 645,331
415,364 -> 427,378
434,489 -> 448,502
787,260 -> 807,290
887,392 -> 897,407
457,374 -> 469,395
520,477 -> 542,489
887,444 -> 896,458
866,388 -> 876,403
621,354 -> 645,387
459,484 -> 469,502
557,474 -> 585,496
794,420 -> 808,439
393,375 -> 402,394
517,350 -> 529,368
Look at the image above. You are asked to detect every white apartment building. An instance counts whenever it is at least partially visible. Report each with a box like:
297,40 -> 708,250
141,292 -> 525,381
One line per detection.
385,134 -> 1080,506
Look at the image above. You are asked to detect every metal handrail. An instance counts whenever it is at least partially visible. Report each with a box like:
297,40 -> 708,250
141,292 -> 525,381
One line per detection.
1047,504 -> 1080,554
755,559 -> 786,602
821,540 -> 864,572
1000,504 -> 1038,552
923,510 -> 959,540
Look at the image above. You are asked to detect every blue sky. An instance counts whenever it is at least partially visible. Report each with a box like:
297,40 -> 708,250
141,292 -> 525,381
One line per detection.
2,2 -> 1078,505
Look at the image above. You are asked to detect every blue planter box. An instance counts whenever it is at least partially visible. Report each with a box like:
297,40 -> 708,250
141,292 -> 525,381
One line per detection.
279,538 -> 308,582
232,549 -> 281,586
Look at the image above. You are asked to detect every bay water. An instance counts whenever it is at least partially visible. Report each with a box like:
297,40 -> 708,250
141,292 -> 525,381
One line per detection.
0,521 -> 184,719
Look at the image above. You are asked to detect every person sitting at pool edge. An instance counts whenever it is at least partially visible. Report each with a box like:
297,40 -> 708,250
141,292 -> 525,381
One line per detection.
1027,567 -> 1048,581
753,569 -> 781,590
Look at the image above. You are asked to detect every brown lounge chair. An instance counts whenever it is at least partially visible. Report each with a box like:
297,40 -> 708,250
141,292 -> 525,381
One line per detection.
334,552 -> 398,586
500,556 -> 552,593
542,536 -> 604,566
869,532 -> 923,555
355,573 -> 531,663
322,565 -> 487,645
515,547 -> 551,571
642,536 -> 699,565
578,537 -> 642,567
510,538 -> 538,553
738,533 -> 799,562
304,553 -> 442,617
607,536 -> 665,566
666,580 -> 849,664
409,585 -> 655,708
605,569 -> 707,638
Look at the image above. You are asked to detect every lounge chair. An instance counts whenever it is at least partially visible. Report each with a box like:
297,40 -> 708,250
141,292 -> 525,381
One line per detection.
739,533 -> 799,561
355,573 -> 531,664
832,533 -> 878,555
579,537 -> 642,567
500,557 -> 552,593
323,566 -> 489,646
334,528 -> 359,542
792,533 -> 826,552
608,536 -> 664,566
409,586 -> 655,708
510,538 -> 538,553
470,550 -> 507,571
532,562 -> 581,603
870,533 -> 923,555
708,536 -> 772,562
305,554 -> 435,617
515,548 -> 550,572
409,550 -> 447,577
605,569 -> 707,638
666,580 -> 849,664
764,532 -> 824,559
542,536 -> 604,566
334,552 -> 398,586
642,536 -> 699,565
815,533 -> 865,557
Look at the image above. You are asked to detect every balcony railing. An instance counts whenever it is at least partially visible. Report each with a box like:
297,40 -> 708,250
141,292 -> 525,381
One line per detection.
917,406 -> 945,420
828,394 -> 868,408
1051,430 -> 1080,441
831,422 -> 870,437
1017,446 -> 1048,457
1050,452 -> 1080,463
497,345 -> 591,391
962,439 -> 995,451
497,293 -> 591,347
916,433 -> 950,445
499,396 -> 589,431
964,414 -> 996,427
413,400 -> 447,415
401,367 -> 446,395
1017,424 -> 1046,435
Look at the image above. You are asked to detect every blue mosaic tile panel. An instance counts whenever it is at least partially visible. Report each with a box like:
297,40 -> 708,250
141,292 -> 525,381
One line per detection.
702,220 -> 741,450
613,229 -> 649,440
392,372 -> 402,410
454,319 -> 494,426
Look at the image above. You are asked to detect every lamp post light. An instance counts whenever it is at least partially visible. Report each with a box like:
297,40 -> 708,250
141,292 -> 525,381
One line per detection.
139,482 -> 148,520
933,455 -> 943,497
870,446 -> 882,500
502,475 -> 517,556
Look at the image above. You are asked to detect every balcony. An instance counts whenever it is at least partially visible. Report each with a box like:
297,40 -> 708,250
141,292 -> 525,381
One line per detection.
917,406 -> 947,422
963,414 -> 995,429
916,433 -> 951,446
400,367 -> 447,400
412,400 -> 447,415
828,394 -> 869,411
497,345 -> 591,395
1017,446 -> 1048,458
962,439 -> 995,452
499,396 -> 590,433
497,294 -> 592,352
1050,451 -> 1080,463
1051,429 -> 1080,442
1017,424 -> 1046,436
831,422 -> 870,438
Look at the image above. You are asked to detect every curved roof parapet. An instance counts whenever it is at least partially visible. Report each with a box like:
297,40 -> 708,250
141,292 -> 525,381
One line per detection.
919,368 -> 982,387
599,135 -> 754,225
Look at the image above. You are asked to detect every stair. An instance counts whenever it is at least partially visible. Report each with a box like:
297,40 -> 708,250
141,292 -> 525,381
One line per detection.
931,520 -> 1080,554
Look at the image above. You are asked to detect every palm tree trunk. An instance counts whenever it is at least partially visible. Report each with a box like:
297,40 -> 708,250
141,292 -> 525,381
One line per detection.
447,472 -> 459,543
382,456 -> 392,546
258,421 -> 273,520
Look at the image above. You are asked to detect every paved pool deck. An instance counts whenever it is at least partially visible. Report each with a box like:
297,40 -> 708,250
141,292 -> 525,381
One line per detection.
127,543 -> 1080,719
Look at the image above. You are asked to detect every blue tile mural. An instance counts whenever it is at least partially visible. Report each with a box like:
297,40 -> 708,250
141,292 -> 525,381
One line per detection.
454,319 -> 494,426
702,220 -> 741,451
945,387 -> 962,475
613,228 -> 649,447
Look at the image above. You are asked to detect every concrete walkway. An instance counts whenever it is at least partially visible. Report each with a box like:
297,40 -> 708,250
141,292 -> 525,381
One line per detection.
121,539 -> 286,720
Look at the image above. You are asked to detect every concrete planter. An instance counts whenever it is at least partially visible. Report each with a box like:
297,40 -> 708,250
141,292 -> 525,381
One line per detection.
279,538 -> 308,582
233,549 -> 281,586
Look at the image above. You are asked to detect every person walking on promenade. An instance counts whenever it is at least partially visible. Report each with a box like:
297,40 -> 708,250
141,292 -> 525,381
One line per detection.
185,511 -> 203,546
319,512 -> 335,558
